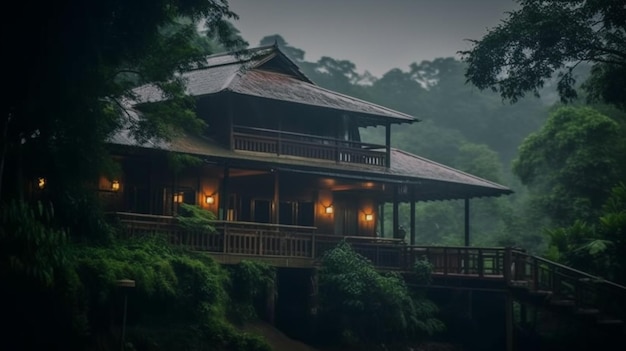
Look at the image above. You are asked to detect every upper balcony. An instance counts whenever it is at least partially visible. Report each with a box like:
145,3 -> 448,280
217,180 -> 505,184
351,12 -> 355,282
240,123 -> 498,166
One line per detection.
233,125 -> 390,167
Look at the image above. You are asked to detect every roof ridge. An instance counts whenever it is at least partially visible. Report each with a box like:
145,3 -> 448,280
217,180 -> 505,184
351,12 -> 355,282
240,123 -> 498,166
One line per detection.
188,45 -> 278,72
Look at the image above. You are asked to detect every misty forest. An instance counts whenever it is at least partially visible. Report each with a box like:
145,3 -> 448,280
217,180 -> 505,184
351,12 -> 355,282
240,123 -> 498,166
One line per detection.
2,1 -> 625,351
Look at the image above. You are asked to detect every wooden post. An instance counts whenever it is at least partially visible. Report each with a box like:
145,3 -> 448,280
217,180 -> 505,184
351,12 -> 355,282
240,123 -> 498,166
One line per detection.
505,292 -> 514,351
228,93 -> 234,150
273,170 -> 280,224
504,247 -> 512,284
379,203 -> 385,237
392,185 -> 399,238
410,187 -> 416,245
385,122 -> 391,168
266,274 -> 276,325
464,198 -> 470,247
308,269 -> 319,339
219,166 -> 230,220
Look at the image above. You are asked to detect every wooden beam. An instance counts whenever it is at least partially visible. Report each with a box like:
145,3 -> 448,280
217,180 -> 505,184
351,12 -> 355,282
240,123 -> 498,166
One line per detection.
228,93 -> 234,149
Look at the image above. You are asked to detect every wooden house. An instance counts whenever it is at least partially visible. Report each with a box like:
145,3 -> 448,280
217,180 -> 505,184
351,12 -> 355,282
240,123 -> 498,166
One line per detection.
101,44 -> 512,267
95,46 -> 626,341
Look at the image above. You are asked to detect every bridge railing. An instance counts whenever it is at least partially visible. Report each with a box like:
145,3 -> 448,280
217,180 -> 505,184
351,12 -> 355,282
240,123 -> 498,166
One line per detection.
113,211 -> 626,322
405,246 -> 508,277
510,249 -> 626,321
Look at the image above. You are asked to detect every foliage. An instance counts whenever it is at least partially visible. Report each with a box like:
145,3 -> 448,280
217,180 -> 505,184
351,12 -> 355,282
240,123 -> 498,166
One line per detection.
546,182 -> 626,283
1,200 -> 88,350
317,241 -> 444,346
168,153 -> 204,174
225,260 -> 276,323
74,237 -> 273,350
175,203 -> 218,233
413,256 -> 434,285
1,1 -> 242,244
0,200 -> 68,286
513,106 -> 625,225
461,0 -> 626,109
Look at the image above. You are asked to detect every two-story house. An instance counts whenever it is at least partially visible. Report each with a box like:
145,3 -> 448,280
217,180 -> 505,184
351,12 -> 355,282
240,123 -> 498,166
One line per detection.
101,44 -> 512,267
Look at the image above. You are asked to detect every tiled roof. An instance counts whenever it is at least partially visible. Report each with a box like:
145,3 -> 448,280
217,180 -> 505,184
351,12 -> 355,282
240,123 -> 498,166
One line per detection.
131,45 -> 416,123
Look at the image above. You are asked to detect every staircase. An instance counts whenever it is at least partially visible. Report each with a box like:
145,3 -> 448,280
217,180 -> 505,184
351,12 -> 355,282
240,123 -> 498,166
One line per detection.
506,250 -> 626,335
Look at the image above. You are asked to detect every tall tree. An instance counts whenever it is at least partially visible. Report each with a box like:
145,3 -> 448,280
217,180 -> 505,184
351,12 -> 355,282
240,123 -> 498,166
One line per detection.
2,1 -> 241,235
461,0 -> 626,109
513,106 -> 625,225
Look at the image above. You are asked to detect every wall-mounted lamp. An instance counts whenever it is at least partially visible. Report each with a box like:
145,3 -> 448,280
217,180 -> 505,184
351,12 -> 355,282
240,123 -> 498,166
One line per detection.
365,213 -> 374,222
324,205 -> 333,214
205,195 -> 215,204
111,180 -> 120,191
37,177 -> 46,189
173,193 -> 184,204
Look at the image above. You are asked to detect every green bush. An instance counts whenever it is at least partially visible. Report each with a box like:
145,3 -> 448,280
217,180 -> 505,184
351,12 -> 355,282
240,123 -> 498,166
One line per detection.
317,241 -> 444,346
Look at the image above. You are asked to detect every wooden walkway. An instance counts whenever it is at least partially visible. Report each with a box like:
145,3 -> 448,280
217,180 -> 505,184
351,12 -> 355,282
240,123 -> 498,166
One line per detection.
115,212 -> 626,332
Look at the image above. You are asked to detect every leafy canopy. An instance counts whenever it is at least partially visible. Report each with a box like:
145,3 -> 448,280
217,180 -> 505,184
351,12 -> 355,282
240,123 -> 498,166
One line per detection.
513,106 -> 625,225
461,0 -> 626,109
317,241 -> 444,345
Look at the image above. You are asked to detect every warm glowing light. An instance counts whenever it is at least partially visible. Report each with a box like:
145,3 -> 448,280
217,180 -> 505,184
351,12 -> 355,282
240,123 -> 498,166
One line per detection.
365,214 -> 374,221
205,195 -> 215,204
37,177 -> 46,189
173,193 -> 184,203
324,205 -> 333,214
111,180 -> 120,191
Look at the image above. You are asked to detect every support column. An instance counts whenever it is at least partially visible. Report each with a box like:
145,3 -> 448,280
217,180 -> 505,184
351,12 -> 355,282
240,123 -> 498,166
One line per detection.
308,269 -> 319,340
385,122 -> 391,168
273,170 -> 280,224
392,185 -> 399,238
379,202 -> 385,237
219,166 -> 230,220
505,292 -> 514,351
410,187 -> 416,245
265,275 -> 276,325
464,198 -> 470,246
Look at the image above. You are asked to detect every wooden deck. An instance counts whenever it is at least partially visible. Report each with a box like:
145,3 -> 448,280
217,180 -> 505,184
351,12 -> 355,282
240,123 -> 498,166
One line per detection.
115,212 -> 626,329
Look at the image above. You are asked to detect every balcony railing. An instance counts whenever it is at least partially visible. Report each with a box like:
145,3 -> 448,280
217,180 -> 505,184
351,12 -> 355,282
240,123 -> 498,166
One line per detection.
114,212 -> 626,325
233,125 -> 388,167
115,212 -> 404,267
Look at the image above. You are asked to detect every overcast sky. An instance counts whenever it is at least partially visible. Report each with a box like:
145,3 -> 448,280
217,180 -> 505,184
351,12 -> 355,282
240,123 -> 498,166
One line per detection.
228,0 -> 518,77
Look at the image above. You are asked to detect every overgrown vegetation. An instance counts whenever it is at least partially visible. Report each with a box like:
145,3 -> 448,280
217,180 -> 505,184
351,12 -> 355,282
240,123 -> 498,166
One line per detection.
316,241 -> 444,347
176,203 -> 218,233
0,202 -> 272,350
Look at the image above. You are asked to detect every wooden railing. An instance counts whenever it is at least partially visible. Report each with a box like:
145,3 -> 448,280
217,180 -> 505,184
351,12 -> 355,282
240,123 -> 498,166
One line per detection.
233,125 -> 388,167
114,212 -> 626,323
115,212 -> 404,267
406,246 -> 507,277
509,250 -> 626,322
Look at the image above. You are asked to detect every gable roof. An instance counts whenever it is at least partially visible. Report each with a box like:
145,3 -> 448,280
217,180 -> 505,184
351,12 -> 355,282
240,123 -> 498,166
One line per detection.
132,45 -> 417,125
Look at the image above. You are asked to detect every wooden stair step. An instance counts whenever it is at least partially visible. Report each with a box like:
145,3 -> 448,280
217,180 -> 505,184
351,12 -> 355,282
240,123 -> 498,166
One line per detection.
597,319 -> 624,325
509,280 -> 529,288
550,299 -> 575,307
575,308 -> 600,315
